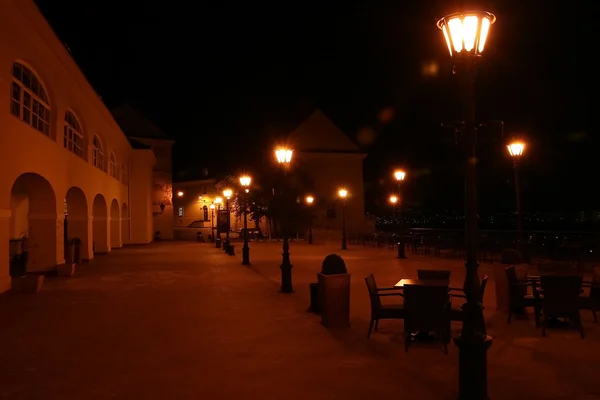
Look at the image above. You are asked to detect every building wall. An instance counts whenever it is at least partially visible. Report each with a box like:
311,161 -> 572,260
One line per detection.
299,152 -> 370,234
133,138 -> 174,239
0,0 -> 155,293
172,180 -> 269,240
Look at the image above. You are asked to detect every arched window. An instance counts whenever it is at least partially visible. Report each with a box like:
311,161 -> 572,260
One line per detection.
110,152 -> 118,179
92,135 -> 105,171
64,111 -> 84,157
11,62 -> 51,135
121,156 -> 129,185
203,205 -> 209,221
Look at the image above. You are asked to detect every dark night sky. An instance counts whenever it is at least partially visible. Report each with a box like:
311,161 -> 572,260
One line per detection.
34,0 -> 591,213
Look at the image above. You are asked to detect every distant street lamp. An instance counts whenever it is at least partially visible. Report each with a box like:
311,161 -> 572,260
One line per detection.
394,170 -> 407,259
214,197 -> 223,248
389,195 -> 398,220
437,9 -> 496,400
177,191 -> 184,197
223,189 -> 233,253
306,195 -> 314,244
507,141 -> 525,250
210,203 -> 216,241
338,189 -> 348,250
240,176 -> 252,265
275,147 -> 294,293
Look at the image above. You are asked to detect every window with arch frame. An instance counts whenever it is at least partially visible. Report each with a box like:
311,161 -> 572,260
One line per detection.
92,135 -> 105,171
64,111 -> 84,157
110,152 -> 118,179
120,156 -> 129,185
11,62 -> 51,135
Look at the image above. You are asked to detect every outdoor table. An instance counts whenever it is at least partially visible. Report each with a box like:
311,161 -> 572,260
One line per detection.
396,278 -> 450,342
394,278 -> 450,288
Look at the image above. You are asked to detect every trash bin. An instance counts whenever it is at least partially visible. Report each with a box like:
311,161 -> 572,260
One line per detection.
215,238 -> 221,249
196,232 -> 203,242
228,244 -> 235,255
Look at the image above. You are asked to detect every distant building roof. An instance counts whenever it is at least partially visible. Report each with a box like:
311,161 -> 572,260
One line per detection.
287,110 -> 362,153
111,104 -> 172,141
127,137 -> 152,150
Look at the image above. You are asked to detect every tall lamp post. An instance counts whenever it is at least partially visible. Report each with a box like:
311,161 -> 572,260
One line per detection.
394,170 -> 407,259
210,203 -> 216,242
275,148 -> 294,293
306,196 -> 314,244
507,141 -> 525,250
338,189 -> 348,250
214,197 -> 223,248
240,176 -> 252,265
389,195 -> 398,219
223,189 -> 232,253
437,10 -> 496,399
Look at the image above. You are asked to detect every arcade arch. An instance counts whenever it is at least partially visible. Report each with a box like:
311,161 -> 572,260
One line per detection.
9,173 -> 57,272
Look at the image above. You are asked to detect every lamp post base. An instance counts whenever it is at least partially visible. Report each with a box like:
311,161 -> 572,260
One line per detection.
242,244 -> 250,265
397,241 -> 407,259
280,262 -> 294,293
454,334 -> 493,400
341,238 -> 347,250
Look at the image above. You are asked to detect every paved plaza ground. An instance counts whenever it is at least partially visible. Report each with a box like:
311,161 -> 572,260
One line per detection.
0,239 -> 599,399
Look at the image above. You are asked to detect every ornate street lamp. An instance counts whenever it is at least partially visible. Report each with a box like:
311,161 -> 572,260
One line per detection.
507,140 -> 526,250
437,9 -> 496,400
223,189 -> 232,253
275,147 -> 294,293
393,170 -> 407,259
239,175 -> 252,265
338,189 -> 348,250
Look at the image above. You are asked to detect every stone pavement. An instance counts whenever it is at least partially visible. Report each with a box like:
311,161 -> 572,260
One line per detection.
0,240 -> 598,399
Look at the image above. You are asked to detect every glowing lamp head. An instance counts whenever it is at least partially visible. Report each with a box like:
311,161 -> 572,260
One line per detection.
223,189 -> 232,199
215,197 -> 223,204
177,191 -> 184,197
275,148 -> 293,164
306,196 -> 314,204
394,170 -> 406,181
239,176 -> 251,187
338,189 -> 348,198
507,142 -> 525,157
437,11 -> 496,57
210,204 -> 215,209
390,195 -> 398,204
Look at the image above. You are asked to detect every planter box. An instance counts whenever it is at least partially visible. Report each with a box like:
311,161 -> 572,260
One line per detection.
317,273 -> 350,329
57,263 -> 76,278
13,274 -> 44,293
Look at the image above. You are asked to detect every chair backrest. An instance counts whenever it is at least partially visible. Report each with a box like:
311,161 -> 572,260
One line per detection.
364,274 -> 382,313
403,284 -> 449,332
541,275 -> 582,313
417,269 -> 451,280
505,266 -> 527,299
538,262 -> 576,275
